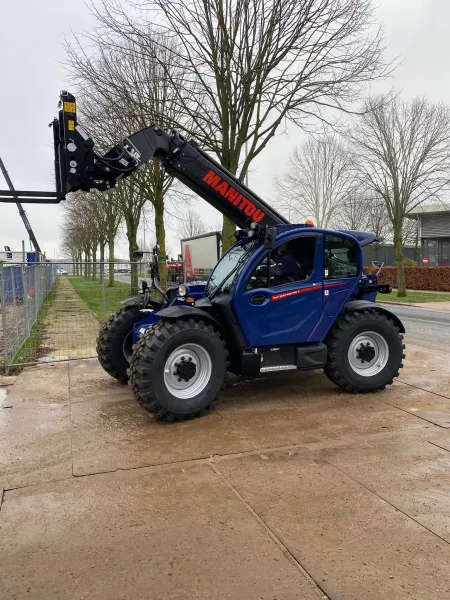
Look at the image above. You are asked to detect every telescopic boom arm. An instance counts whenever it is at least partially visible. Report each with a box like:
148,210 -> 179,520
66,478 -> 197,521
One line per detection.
51,91 -> 288,229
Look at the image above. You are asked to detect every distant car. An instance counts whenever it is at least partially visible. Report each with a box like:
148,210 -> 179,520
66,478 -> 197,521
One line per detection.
117,268 -> 131,273
56,268 -> 68,275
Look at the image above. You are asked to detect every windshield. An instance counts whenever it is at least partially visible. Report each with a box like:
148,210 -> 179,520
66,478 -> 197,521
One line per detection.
206,241 -> 258,297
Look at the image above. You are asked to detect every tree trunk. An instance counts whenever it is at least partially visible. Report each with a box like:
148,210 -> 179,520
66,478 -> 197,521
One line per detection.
92,245 -> 97,281
394,223 -> 406,297
127,225 -> 139,295
85,252 -> 90,278
108,236 -> 115,287
221,216 -> 237,255
220,158 -> 239,254
154,198 -> 167,292
99,243 -> 105,286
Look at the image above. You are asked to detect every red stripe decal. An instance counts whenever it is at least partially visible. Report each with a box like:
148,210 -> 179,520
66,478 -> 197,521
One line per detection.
271,286 -> 321,302
325,282 -> 348,288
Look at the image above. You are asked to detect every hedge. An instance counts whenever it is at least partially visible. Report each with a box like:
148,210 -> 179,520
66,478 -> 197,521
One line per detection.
364,266 -> 450,292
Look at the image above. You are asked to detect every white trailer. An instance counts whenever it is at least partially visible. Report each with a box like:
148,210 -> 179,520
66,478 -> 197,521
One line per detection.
181,232 -> 221,282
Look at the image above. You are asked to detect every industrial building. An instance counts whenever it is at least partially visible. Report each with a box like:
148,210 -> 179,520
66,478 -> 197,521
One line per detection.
408,204 -> 450,266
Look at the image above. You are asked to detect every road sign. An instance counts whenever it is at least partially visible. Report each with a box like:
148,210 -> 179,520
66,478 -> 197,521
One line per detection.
422,257 -> 429,265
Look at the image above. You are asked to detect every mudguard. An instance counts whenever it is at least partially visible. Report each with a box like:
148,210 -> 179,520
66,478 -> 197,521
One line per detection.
156,304 -> 223,332
120,296 -> 163,311
344,300 -> 405,333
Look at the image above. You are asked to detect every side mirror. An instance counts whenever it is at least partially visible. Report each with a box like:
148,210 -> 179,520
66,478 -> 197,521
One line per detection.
371,260 -> 384,276
264,226 -> 277,249
133,250 -> 144,261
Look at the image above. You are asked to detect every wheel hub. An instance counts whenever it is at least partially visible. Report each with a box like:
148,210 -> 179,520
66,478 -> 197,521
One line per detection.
356,343 -> 376,363
175,357 -> 197,382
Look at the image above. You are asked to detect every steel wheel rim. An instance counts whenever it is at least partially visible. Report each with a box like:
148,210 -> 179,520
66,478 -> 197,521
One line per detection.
348,331 -> 389,377
164,343 -> 212,399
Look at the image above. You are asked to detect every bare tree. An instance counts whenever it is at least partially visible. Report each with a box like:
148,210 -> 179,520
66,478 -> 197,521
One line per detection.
351,96 -> 450,296
274,133 -> 352,228
66,31 -> 188,293
331,190 -> 370,231
90,0 -> 392,251
173,208 -> 215,240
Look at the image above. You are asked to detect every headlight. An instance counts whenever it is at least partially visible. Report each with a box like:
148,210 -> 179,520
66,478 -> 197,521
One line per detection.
178,284 -> 188,297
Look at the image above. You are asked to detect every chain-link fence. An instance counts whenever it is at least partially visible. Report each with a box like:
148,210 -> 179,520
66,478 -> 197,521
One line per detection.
0,260 -> 178,372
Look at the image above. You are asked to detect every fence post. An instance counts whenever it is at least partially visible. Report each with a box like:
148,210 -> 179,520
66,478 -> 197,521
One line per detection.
0,263 -> 9,374
21,263 -> 31,338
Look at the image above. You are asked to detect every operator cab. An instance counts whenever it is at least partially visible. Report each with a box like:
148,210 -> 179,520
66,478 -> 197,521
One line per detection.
200,224 -> 367,376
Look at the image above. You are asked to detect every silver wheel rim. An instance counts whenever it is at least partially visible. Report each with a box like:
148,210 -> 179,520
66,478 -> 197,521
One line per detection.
348,331 -> 389,377
164,344 -> 212,399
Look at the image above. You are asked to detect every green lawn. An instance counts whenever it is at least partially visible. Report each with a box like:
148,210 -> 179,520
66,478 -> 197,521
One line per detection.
377,290 -> 450,303
68,277 -> 132,321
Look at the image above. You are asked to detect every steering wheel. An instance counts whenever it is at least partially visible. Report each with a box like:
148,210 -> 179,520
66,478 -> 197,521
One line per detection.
249,275 -> 267,288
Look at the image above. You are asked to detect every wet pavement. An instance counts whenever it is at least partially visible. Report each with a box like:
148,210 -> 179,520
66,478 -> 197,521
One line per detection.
1,339 -> 450,599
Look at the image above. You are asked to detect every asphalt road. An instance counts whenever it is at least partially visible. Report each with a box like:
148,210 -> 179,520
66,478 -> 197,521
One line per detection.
382,303 -> 450,350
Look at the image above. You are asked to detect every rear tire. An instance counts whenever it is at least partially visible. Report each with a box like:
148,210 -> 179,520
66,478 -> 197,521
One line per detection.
129,319 -> 228,421
325,310 -> 405,393
96,305 -> 142,382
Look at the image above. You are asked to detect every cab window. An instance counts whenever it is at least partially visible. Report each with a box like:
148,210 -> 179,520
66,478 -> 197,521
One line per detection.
324,234 -> 359,279
246,236 -> 317,290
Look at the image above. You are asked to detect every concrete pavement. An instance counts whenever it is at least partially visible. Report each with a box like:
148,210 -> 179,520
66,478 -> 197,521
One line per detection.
1,338 -> 450,599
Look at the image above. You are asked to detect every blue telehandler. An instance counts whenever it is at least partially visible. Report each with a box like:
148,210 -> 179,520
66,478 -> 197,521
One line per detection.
0,91 -> 405,421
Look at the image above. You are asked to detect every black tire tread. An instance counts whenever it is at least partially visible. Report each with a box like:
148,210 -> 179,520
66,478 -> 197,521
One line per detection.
324,309 -> 405,393
128,318 -> 229,421
96,305 -> 141,382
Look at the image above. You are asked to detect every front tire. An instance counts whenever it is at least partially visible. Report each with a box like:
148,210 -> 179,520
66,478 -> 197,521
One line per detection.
129,319 -> 228,421
96,305 -> 142,382
325,310 -> 405,393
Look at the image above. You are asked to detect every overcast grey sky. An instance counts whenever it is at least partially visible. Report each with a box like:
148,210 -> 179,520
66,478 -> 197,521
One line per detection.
0,0 -> 447,258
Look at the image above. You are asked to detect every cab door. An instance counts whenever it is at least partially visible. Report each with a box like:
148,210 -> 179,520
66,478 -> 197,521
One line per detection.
233,233 -> 323,347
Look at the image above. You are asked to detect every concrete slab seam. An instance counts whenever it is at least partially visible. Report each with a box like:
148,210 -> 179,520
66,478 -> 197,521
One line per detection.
317,456 -> 450,547
382,400 -> 450,428
209,461 -> 330,600
396,379 -> 450,401
428,440 -> 450,454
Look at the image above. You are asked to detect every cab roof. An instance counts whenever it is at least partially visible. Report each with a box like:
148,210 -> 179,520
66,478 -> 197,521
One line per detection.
270,224 -> 376,247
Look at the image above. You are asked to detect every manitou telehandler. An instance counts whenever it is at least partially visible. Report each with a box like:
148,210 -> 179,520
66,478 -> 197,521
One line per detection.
0,91 -> 405,421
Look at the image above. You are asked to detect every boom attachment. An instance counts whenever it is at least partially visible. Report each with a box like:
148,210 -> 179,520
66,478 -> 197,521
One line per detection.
51,91 -> 288,228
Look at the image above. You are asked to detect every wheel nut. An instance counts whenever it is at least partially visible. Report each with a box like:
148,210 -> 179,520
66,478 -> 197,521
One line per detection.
174,362 -> 178,367
178,377 -> 182,382
181,356 -> 185,361
188,357 -> 192,361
